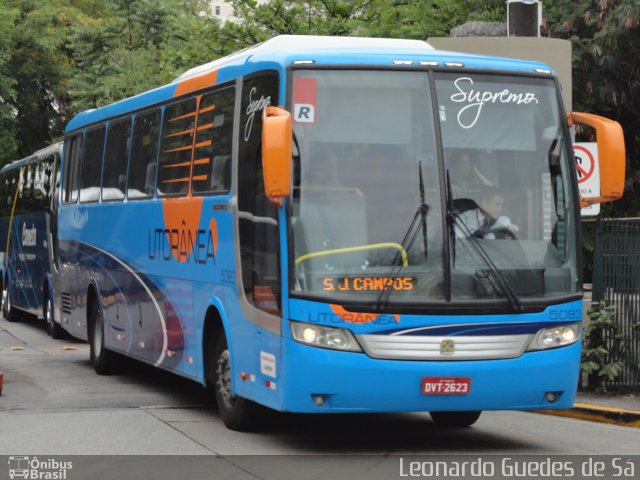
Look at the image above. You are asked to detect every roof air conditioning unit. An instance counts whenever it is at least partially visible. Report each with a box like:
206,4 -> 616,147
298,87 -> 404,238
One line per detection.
507,0 -> 542,37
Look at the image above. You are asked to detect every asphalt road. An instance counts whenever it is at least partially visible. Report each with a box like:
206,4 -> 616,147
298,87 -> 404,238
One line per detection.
1,315 -> 639,456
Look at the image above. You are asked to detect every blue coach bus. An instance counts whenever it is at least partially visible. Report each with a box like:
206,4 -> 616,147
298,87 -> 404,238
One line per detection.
0,142 -> 64,338
58,35 -> 625,430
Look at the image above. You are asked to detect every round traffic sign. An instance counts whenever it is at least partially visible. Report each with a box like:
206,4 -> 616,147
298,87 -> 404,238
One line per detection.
573,145 -> 595,184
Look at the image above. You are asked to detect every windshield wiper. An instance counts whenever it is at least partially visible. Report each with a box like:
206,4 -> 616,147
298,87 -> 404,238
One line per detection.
445,169 -> 522,313
373,162 -> 430,312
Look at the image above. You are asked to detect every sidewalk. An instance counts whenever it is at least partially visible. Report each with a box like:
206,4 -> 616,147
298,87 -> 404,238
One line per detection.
537,391 -> 640,428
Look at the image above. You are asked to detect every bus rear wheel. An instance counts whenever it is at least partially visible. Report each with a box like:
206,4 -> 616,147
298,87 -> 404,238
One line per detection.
429,411 -> 482,428
89,300 -> 117,375
213,333 -> 261,431
44,290 -> 64,339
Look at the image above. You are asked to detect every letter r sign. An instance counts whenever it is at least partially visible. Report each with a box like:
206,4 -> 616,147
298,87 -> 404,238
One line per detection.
292,77 -> 317,124
294,104 -> 315,123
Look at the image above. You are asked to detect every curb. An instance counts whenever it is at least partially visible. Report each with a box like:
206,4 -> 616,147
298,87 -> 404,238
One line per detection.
536,403 -> 640,428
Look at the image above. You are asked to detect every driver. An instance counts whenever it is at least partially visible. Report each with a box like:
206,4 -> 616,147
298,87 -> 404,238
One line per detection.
457,187 -> 519,239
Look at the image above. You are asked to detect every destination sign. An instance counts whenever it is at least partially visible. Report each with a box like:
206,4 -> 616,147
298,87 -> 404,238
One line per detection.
322,276 -> 415,292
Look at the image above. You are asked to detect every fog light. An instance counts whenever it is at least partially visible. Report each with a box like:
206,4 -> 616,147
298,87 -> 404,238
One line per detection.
545,392 -> 559,403
312,394 -> 326,406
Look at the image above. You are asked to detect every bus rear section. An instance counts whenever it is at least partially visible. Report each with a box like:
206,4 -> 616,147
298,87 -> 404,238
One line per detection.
57,36 -> 625,430
0,143 -> 62,337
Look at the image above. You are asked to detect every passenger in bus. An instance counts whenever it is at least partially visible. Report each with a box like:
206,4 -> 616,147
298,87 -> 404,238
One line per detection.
456,187 -> 519,239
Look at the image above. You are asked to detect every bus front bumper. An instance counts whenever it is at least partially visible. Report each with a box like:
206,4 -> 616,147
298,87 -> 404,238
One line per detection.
278,337 -> 580,413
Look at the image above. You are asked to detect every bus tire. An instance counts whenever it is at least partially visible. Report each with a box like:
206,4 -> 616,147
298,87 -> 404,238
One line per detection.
89,300 -> 117,375
44,289 -> 64,339
214,333 -> 260,431
429,411 -> 481,428
3,282 -> 19,323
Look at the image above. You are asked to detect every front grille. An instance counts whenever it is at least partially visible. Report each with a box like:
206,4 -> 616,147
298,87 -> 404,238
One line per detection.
357,334 -> 533,361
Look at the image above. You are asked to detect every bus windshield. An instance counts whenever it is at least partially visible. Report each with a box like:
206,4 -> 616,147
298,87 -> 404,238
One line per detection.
290,69 -> 578,306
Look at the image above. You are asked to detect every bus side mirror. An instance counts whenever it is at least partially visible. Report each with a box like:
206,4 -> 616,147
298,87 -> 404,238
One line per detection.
567,112 -> 626,208
262,106 -> 292,207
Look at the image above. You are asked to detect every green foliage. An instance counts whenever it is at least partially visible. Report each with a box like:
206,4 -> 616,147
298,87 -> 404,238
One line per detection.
544,1 -> 640,217
220,0 -> 505,47
68,0 -> 223,111
0,6 -> 18,166
582,299 -> 624,388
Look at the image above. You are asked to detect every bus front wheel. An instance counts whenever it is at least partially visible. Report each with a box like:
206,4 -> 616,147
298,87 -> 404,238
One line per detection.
3,282 -> 19,323
89,300 -> 117,375
429,411 -> 481,428
214,333 -> 261,431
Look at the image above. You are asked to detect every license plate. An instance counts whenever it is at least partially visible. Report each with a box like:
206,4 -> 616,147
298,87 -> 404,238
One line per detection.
422,377 -> 471,395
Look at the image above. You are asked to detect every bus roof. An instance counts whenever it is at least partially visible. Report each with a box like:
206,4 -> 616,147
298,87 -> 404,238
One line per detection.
0,142 -> 63,174
66,35 -> 555,134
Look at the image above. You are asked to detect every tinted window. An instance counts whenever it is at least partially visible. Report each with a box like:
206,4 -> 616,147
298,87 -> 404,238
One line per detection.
2,170 -> 19,215
62,134 -> 83,204
33,156 -> 53,210
237,74 -> 280,314
192,87 -> 234,195
102,119 -> 132,201
80,127 -> 105,203
128,110 -> 161,199
157,98 -> 197,196
21,163 -> 37,213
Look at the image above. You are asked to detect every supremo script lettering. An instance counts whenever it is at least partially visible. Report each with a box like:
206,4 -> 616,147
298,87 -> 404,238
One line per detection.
450,77 -> 539,129
244,87 -> 271,141
148,228 -> 216,264
22,223 -> 37,247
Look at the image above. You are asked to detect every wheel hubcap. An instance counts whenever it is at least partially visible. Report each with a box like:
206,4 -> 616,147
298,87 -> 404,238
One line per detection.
93,311 -> 102,357
216,349 -> 234,410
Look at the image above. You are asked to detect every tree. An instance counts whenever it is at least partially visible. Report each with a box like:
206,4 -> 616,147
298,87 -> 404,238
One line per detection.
0,6 -> 18,166
544,0 -> 640,216
69,0 -> 223,111
1,0 -> 82,164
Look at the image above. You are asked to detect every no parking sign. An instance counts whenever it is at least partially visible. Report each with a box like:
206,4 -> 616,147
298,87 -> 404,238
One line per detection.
574,142 -> 600,216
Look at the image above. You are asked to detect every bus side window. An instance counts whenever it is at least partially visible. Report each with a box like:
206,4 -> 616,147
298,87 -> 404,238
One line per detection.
62,134 -> 83,204
102,118 -> 131,202
158,98 -> 197,197
192,87 -> 234,195
237,73 -> 281,315
24,163 -> 37,214
79,126 -> 106,203
128,109 -> 161,200
35,157 -> 50,210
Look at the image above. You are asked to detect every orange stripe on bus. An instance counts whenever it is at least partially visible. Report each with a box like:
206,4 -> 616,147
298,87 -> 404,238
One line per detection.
164,128 -> 194,138
162,177 -> 190,183
168,111 -> 196,123
192,175 -> 208,181
162,145 -> 193,154
173,70 -> 218,97
162,161 -> 191,169
195,140 -> 212,149
199,105 -> 216,114
193,158 -> 210,165
197,123 -> 214,132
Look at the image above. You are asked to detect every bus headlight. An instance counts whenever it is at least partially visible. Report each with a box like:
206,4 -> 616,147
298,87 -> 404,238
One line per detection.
290,321 -> 362,352
527,323 -> 581,351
